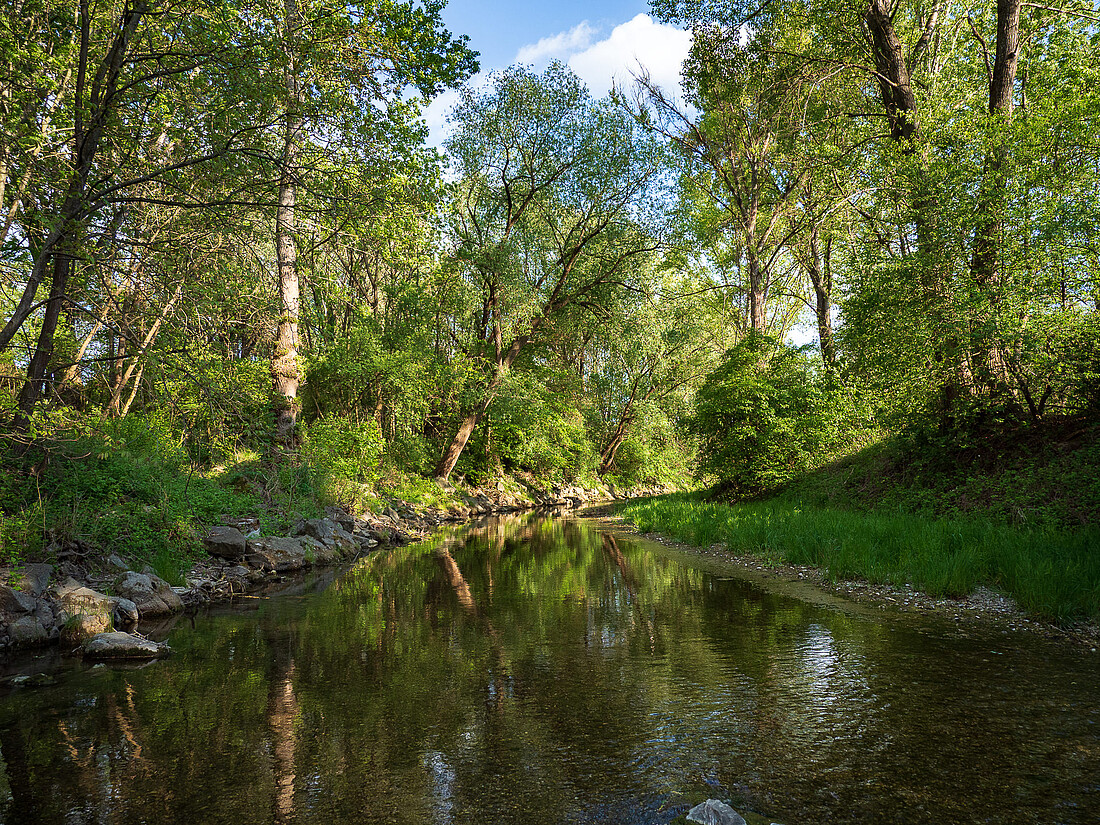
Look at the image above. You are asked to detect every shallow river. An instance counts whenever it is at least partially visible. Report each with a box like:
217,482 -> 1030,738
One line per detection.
1,516 -> 1098,824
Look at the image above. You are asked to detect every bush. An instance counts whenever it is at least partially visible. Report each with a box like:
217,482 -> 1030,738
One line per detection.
300,416 -> 384,507
690,333 -> 849,497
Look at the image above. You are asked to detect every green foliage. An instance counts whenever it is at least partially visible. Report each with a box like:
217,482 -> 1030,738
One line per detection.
0,413 -> 268,569
773,420 -> 1100,531
603,402 -> 694,488
458,369 -> 599,483
300,416 -> 384,509
690,334 -> 853,496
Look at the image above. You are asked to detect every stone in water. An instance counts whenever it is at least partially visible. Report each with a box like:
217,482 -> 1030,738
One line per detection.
686,799 -> 747,825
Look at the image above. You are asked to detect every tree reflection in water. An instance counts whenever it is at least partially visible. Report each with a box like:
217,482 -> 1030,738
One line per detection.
0,515 -> 1097,825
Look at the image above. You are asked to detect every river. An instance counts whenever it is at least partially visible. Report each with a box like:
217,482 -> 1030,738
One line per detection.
1,516 -> 1097,824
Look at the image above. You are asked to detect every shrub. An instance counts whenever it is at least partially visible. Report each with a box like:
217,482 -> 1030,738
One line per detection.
300,416 -> 384,507
690,333 -> 848,497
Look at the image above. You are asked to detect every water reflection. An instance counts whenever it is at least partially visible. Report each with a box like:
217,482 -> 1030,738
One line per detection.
0,515 -> 1097,824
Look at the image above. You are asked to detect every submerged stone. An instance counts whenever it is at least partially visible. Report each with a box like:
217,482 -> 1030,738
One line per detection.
84,631 -> 170,659
686,799 -> 747,825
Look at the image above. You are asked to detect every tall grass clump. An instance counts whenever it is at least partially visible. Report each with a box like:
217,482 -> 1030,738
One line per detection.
620,494 -> 1100,621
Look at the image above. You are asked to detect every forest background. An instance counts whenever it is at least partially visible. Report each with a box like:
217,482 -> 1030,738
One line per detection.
1,0 -> 1098,615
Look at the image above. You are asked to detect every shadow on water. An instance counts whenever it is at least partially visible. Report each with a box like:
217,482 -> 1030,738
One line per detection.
0,514 -> 1097,824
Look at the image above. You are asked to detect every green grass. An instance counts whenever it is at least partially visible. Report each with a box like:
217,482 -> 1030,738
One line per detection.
619,493 -> 1100,621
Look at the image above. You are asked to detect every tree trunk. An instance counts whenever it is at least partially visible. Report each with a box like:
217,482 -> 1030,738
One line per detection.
273,0 -> 304,444
969,0 -> 1022,394
435,395 -> 491,480
806,227 -> 836,370
13,249 -> 71,429
747,250 -> 766,332
598,412 -> 633,476
435,332 -> 530,480
7,0 -> 146,428
864,0 -> 919,143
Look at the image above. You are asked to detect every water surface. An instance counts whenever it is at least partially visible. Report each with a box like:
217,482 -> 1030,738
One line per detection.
1,516 -> 1097,824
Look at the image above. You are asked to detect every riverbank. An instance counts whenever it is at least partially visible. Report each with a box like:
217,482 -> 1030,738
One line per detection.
0,481 -> 671,655
601,496 -> 1100,646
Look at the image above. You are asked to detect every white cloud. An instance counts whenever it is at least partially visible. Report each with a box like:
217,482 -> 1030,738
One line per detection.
425,14 -> 692,148
568,14 -> 691,99
515,21 -> 597,64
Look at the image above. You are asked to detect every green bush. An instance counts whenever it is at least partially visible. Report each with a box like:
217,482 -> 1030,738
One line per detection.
300,416 -> 384,507
690,333 -> 848,497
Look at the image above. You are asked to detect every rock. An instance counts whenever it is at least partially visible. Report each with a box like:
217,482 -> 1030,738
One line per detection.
352,530 -> 379,549
245,536 -> 310,573
33,600 -> 55,630
293,517 -> 353,551
84,631 -> 170,659
111,597 -> 140,627
0,585 -> 37,615
54,583 -> 113,629
106,554 -> 131,572
329,526 -> 358,555
60,611 -> 111,646
323,507 -> 356,531
203,525 -> 249,560
686,800 -> 747,825
114,571 -> 184,618
7,616 -> 50,648
14,563 -> 53,596
301,535 -> 340,565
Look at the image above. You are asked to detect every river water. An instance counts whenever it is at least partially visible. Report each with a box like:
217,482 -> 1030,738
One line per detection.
1,516 -> 1097,824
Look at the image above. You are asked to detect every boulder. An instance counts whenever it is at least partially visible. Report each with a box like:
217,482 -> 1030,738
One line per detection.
292,519 -> 358,557
106,554 -> 131,572
301,535 -> 341,565
7,616 -> 50,648
0,585 -> 37,615
111,596 -> 140,627
245,536 -> 310,573
323,507 -> 356,531
13,563 -> 53,596
114,571 -> 183,618
84,631 -> 170,659
686,800 -> 747,825
352,530 -> 379,549
54,582 -> 113,629
329,527 -> 358,555
203,525 -> 249,560
60,611 -> 111,646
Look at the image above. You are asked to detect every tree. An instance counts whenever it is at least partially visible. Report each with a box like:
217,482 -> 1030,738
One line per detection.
264,0 -> 476,442
433,64 -> 665,480
586,272 -> 722,476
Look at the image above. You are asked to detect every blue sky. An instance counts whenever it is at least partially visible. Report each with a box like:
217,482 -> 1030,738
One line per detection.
426,1 -> 692,144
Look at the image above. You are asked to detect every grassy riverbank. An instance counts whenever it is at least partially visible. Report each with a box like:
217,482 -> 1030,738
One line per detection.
618,494 -> 1100,621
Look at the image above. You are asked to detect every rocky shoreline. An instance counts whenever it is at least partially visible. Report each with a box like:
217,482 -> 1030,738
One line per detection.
0,481 -> 672,659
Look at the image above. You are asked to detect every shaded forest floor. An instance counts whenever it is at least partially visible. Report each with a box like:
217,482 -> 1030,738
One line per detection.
767,417 -> 1100,531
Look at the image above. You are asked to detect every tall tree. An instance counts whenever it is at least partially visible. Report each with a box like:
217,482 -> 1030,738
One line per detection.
264,0 -> 476,442
435,64 -> 664,479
